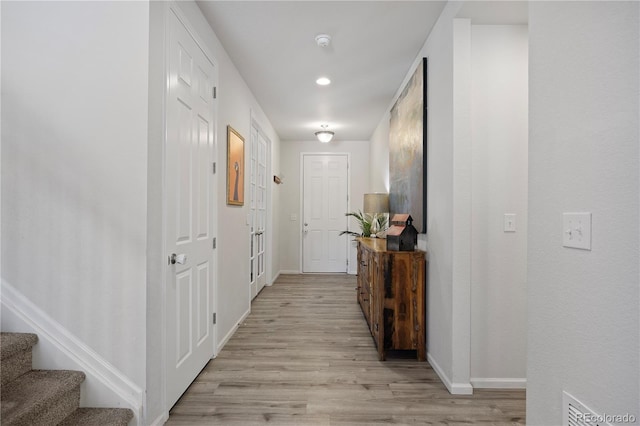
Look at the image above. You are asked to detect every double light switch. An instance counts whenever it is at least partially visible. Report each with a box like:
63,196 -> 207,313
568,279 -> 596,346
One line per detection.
563,212 -> 592,250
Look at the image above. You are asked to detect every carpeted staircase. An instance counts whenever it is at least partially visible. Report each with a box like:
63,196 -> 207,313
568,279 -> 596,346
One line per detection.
0,332 -> 133,425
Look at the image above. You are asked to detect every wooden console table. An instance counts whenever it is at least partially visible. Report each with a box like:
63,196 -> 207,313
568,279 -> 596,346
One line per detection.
356,237 -> 426,361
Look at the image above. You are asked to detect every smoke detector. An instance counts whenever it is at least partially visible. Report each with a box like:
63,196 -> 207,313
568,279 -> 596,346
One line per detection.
315,34 -> 331,48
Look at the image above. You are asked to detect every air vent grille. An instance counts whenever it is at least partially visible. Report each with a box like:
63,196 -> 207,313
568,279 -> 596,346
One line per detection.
563,391 -> 610,426
568,403 -> 596,426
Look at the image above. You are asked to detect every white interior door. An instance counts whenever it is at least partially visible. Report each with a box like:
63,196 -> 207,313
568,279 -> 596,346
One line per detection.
165,10 -> 216,408
249,127 -> 257,298
250,125 -> 268,299
302,154 -> 349,272
256,133 -> 267,293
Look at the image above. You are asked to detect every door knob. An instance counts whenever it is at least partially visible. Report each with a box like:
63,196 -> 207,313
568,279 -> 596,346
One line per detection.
304,223 -> 308,226
169,253 -> 187,265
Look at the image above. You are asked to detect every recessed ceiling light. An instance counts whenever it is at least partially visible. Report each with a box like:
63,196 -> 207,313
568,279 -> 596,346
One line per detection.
316,77 -> 331,86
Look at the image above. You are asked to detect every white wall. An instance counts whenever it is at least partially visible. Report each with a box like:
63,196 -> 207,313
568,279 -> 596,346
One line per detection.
279,140 -> 370,274
146,1 -> 168,422
173,1 -> 281,352
369,114 -> 390,193
270,127 -> 282,282
527,2 -> 639,424
369,1 -> 464,391
469,25 -> 528,386
369,2 -> 531,394
1,0 -> 149,390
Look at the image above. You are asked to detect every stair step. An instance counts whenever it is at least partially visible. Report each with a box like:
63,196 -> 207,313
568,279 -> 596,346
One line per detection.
0,333 -> 38,360
58,407 -> 134,426
1,332 -> 38,385
1,369 -> 85,426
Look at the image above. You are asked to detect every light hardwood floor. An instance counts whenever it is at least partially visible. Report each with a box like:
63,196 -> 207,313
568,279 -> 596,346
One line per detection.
167,274 -> 525,425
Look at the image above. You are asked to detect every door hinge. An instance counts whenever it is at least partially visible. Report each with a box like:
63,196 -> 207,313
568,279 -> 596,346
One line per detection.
213,237 -> 217,249
212,313 -> 217,324
212,86 -> 217,99
212,162 -> 216,174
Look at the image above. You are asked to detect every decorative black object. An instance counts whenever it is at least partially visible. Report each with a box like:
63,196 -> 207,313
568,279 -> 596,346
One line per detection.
386,214 -> 418,251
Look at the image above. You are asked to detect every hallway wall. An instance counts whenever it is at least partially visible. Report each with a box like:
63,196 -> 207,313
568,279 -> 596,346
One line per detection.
469,24 -> 528,387
369,1 -> 465,391
171,1 -> 281,350
1,0 -> 149,390
527,2 -> 639,423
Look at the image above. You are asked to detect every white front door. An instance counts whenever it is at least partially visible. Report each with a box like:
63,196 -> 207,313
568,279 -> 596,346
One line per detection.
302,154 -> 349,272
250,125 -> 268,299
165,10 -> 216,408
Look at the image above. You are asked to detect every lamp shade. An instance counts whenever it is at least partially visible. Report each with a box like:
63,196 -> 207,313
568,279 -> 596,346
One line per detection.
363,193 -> 389,213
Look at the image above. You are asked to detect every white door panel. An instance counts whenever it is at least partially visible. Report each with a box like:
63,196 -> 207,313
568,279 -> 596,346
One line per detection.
302,155 -> 348,273
250,125 -> 268,299
166,10 -> 216,409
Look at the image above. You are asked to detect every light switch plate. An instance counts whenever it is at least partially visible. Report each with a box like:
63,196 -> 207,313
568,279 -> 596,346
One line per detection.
504,214 -> 516,232
563,212 -> 592,250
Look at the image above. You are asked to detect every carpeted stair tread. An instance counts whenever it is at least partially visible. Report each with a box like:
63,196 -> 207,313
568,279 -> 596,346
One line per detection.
58,407 -> 134,426
1,333 -> 38,386
1,369 -> 85,425
0,332 -> 38,360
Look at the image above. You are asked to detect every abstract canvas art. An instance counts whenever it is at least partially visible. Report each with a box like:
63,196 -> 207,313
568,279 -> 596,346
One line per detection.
389,58 -> 427,233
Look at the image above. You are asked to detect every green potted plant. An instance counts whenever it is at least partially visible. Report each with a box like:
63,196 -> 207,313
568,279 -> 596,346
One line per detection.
340,211 -> 388,238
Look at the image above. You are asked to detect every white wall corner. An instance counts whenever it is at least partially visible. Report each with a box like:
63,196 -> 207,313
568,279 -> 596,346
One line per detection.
217,307 -> 251,351
148,412 -> 169,426
451,16 -> 473,395
428,352 -> 473,395
1,280 -> 144,425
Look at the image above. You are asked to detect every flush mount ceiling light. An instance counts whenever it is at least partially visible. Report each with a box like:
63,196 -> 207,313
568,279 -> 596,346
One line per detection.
315,124 -> 334,143
316,77 -> 331,86
315,34 -> 331,48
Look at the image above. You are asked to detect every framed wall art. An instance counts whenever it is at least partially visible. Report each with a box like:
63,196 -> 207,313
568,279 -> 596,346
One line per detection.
227,125 -> 245,206
389,57 -> 427,233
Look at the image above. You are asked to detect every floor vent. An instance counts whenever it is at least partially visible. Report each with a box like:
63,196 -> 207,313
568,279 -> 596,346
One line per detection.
563,391 -> 610,426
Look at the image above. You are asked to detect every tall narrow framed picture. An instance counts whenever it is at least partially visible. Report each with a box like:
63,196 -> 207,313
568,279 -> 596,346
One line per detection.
227,125 -> 245,206
389,57 -> 427,233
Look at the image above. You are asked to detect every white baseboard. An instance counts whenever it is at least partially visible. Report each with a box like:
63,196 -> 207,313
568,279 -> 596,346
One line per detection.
148,412 -> 169,426
1,280 -> 144,425
470,377 -> 526,389
270,271 -> 280,284
216,308 -> 251,352
279,270 -> 300,275
451,381 -> 473,394
427,352 -> 473,395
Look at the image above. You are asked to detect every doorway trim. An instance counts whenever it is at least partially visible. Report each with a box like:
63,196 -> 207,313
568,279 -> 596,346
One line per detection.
249,112 -> 272,294
299,152 -> 351,273
155,2 -> 219,420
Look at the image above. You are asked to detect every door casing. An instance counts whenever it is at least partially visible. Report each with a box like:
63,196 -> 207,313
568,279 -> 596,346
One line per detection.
299,153 -> 351,273
159,2 -> 219,415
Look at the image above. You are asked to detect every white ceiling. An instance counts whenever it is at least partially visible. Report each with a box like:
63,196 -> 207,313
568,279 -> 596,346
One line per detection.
196,1 -> 447,141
